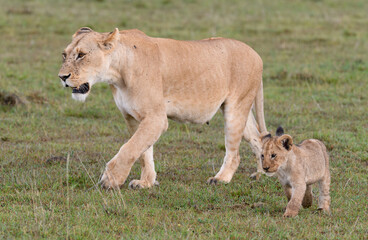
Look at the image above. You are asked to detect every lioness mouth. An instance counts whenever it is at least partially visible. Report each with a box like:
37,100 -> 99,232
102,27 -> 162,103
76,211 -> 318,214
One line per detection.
72,82 -> 90,94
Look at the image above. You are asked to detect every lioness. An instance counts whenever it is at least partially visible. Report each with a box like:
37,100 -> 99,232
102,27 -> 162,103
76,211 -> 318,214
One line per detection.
261,127 -> 331,217
58,27 -> 267,189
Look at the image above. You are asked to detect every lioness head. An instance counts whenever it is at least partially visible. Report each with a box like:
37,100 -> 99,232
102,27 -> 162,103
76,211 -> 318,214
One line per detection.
260,127 -> 293,176
58,27 -> 120,102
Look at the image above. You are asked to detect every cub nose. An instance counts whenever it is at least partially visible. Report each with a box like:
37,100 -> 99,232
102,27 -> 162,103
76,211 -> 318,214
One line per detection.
59,73 -> 71,82
263,166 -> 270,171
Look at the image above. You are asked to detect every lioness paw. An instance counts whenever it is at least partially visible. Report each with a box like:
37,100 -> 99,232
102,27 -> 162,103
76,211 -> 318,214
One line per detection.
99,170 -> 122,189
128,180 -> 159,189
206,177 -> 218,185
283,210 -> 298,218
207,177 -> 229,185
128,180 -> 143,189
207,176 -> 232,185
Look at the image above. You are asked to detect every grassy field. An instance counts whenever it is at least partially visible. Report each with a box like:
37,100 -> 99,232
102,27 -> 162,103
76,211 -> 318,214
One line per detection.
1,0 -> 367,238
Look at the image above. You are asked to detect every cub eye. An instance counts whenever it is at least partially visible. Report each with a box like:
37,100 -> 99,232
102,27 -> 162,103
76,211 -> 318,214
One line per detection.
261,154 -> 264,160
76,52 -> 86,60
271,154 -> 277,159
62,53 -> 66,60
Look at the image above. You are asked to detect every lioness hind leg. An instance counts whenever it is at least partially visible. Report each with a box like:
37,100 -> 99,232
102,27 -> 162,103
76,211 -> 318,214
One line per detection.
243,109 -> 263,180
207,102 -> 249,184
302,185 -> 313,208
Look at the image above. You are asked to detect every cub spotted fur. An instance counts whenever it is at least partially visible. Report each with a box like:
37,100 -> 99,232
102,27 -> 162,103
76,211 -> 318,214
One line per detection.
261,127 -> 331,217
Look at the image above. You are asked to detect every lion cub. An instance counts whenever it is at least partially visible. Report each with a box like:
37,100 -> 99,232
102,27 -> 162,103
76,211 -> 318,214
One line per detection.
261,127 -> 331,217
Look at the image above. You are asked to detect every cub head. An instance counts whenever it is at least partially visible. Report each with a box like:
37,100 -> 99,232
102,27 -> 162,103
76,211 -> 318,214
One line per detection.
261,126 -> 293,176
58,27 -> 120,102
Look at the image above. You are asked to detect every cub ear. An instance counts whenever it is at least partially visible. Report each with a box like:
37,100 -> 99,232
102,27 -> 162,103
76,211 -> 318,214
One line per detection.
261,132 -> 272,144
100,28 -> 120,50
73,27 -> 93,38
277,134 -> 293,151
276,126 -> 284,136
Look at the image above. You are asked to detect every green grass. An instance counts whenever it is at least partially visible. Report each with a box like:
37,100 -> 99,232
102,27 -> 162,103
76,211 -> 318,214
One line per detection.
1,0 -> 367,238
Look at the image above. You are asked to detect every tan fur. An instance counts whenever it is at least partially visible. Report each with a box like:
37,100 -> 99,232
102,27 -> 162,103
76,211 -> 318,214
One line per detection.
58,27 -> 268,189
261,130 -> 331,217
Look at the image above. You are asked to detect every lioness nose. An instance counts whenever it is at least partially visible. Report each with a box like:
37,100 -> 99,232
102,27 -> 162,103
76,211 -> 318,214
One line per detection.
263,166 -> 270,171
59,73 -> 71,82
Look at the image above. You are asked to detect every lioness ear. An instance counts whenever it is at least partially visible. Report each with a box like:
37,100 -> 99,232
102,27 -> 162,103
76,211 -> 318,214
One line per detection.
73,27 -> 93,38
101,28 -> 120,50
276,126 -> 284,136
261,132 -> 272,144
278,134 -> 293,151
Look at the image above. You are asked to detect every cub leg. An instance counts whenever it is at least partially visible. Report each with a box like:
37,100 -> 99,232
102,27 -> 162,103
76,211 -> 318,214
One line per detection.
207,101 -> 249,184
302,185 -> 313,208
318,143 -> 331,214
243,109 -> 263,180
284,185 -> 292,202
283,183 -> 306,217
318,174 -> 331,214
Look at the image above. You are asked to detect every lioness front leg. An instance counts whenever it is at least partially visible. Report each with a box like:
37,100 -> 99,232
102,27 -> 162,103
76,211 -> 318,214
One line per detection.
283,183 -> 306,217
124,115 -> 158,189
100,115 -> 168,189
128,146 -> 159,189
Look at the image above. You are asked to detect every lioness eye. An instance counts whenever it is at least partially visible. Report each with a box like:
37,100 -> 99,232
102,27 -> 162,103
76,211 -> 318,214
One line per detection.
261,154 -> 264,160
271,154 -> 276,158
77,52 -> 86,60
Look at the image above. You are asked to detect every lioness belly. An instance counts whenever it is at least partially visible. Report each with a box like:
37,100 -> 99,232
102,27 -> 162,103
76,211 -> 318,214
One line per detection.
165,96 -> 225,124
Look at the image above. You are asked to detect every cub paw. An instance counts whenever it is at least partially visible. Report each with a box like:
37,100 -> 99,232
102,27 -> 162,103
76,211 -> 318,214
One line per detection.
318,207 -> 331,215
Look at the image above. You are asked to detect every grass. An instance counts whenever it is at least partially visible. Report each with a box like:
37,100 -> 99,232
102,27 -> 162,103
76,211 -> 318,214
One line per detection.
0,0 -> 367,238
